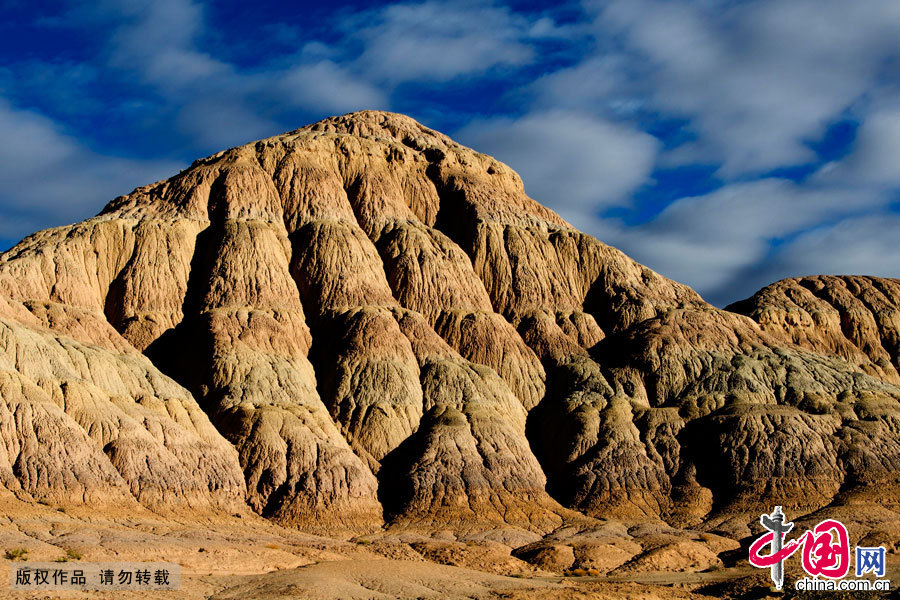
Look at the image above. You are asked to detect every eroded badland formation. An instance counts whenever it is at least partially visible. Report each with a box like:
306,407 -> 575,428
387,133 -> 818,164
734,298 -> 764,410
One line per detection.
1,111 -> 899,598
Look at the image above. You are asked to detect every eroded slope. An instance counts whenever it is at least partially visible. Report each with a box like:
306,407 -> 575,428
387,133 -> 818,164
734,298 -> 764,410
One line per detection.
1,111 -> 899,534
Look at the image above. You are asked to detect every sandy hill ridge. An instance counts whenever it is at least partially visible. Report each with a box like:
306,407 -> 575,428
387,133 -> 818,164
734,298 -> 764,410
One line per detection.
1,110 -> 900,543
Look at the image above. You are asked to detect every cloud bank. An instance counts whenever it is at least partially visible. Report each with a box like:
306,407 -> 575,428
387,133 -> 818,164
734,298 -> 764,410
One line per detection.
3,0 -> 900,306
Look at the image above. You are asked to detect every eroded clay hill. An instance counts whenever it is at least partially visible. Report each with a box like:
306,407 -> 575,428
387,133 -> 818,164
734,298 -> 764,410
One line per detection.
1,111 -> 899,534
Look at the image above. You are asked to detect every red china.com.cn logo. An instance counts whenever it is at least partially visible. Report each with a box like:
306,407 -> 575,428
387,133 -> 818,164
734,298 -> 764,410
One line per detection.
748,506 -> 889,592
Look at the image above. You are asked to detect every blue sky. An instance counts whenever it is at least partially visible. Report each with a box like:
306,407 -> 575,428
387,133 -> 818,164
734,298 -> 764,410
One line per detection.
2,0 -> 900,305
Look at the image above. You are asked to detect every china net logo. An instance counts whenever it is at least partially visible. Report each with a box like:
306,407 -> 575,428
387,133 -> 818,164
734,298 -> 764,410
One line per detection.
749,506 -> 890,592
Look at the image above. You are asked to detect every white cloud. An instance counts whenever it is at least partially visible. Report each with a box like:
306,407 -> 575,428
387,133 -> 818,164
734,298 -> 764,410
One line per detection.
0,99 -> 180,244
0,0 -> 396,247
456,111 -> 660,223
529,55 -> 637,115
173,97 -> 282,150
169,59 -> 389,149
277,61 -> 389,114
7,0 -> 899,307
351,1 -> 541,84
88,0 -> 548,148
562,0 -> 900,175
815,106 -> 900,188
460,0 -> 900,306
591,179 -> 888,305
72,0 -> 388,152
106,0 -> 229,92
24,0 -> 558,155
761,213 -> 900,281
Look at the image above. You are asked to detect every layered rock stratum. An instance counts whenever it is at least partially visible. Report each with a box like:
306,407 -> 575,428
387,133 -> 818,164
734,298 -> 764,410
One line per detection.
2,111 -> 899,541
